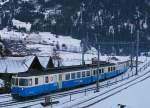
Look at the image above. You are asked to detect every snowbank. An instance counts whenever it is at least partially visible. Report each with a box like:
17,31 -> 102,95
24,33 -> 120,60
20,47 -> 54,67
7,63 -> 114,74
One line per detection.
92,73 -> 150,108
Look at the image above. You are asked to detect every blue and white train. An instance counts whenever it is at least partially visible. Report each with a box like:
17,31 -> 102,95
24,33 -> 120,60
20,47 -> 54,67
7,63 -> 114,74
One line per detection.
11,61 -> 130,98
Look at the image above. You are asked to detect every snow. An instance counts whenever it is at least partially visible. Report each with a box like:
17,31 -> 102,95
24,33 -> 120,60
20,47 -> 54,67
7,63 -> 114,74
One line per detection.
0,28 -> 82,55
0,28 -> 27,40
0,0 -> 9,5
0,56 -> 34,73
12,19 -> 31,31
92,78 -> 150,108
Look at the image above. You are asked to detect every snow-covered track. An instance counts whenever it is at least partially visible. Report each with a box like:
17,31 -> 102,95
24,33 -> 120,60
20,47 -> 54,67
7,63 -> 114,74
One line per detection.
82,72 -> 150,108
0,94 -> 11,98
65,62 -> 150,108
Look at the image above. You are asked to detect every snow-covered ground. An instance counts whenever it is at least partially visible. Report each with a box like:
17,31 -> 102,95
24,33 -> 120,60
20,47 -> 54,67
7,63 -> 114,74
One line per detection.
0,28 -> 85,55
92,76 -> 150,108
12,19 -> 31,31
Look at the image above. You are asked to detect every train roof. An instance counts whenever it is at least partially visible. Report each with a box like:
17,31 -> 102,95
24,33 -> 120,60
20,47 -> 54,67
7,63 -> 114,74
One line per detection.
16,62 -> 117,77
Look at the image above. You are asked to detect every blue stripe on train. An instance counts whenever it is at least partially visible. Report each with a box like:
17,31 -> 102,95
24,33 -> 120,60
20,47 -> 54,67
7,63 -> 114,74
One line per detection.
11,83 -> 58,97
62,76 -> 92,88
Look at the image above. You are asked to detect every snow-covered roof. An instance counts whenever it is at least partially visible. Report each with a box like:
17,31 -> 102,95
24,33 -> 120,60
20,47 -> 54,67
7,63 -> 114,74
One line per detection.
0,56 -> 34,73
0,56 -> 53,73
0,57 -> 27,73
38,56 -> 50,68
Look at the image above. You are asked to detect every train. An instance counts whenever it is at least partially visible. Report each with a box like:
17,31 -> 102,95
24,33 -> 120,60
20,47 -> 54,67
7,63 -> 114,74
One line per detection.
11,61 -> 130,98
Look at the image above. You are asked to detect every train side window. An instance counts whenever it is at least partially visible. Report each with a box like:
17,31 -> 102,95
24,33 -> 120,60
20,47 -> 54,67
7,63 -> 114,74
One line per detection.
82,71 -> 86,77
16,78 -> 18,85
45,76 -> 49,83
77,72 -> 81,78
93,70 -> 96,76
71,73 -> 76,79
111,67 -> 113,71
12,78 -> 15,85
86,71 -> 90,76
28,79 -> 32,86
99,69 -> 102,74
102,68 -> 104,73
108,67 -> 111,72
35,78 -> 38,85
113,67 -> 116,71
65,73 -> 70,80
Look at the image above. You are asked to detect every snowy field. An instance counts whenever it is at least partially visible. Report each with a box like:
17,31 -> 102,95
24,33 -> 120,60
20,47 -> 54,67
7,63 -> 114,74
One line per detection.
0,28 -> 83,56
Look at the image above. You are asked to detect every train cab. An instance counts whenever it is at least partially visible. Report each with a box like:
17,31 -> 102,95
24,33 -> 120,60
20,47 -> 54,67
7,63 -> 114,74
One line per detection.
11,76 -> 34,98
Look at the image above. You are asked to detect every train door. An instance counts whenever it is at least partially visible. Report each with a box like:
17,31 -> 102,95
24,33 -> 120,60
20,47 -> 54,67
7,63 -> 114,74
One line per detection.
58,74 -> 62,89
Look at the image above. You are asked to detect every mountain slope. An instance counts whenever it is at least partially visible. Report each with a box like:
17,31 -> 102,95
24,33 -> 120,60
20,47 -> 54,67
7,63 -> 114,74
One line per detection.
0,0 -> 150,55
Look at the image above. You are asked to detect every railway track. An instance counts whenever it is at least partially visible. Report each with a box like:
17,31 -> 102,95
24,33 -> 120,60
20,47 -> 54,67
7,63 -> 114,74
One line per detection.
0,94 -> 11,97
0,61 -> 149,108
64,62 -> 150,108
83,73 -> 150,108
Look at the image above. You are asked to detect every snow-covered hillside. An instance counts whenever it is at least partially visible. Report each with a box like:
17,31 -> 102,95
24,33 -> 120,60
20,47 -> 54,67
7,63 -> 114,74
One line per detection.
12,19 -> 31,31
0,28 -> 86,56
0,25 -> 97,59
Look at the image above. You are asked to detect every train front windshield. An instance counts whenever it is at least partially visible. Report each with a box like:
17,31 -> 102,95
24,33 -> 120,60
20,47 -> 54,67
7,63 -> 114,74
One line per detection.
12,77 -> 32,87
19,79 -> 28,86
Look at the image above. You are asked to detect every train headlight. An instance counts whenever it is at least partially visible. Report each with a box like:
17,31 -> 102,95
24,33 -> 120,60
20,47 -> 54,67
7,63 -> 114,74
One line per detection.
22,88 -> 24,90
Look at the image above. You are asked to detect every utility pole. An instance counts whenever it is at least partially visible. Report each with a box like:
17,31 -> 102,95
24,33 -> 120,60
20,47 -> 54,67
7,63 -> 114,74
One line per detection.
96,44 -> 100,92
81,42 -> 85,65
136,30 -> 140,75
131,42 -> 134,71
